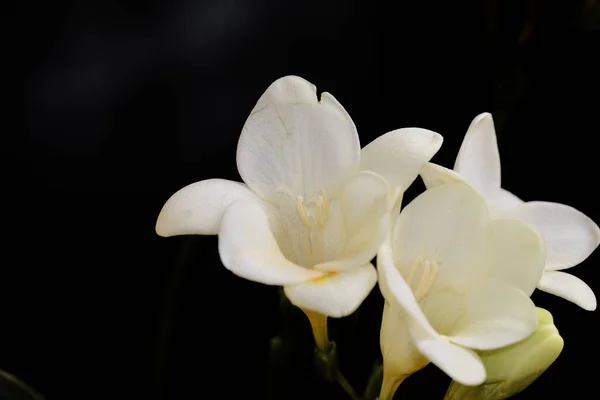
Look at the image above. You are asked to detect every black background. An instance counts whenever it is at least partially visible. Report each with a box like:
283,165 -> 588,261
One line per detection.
12,0 -> 600,399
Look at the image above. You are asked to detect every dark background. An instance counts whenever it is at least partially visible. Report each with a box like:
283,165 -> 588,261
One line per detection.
12,0 -> 600,399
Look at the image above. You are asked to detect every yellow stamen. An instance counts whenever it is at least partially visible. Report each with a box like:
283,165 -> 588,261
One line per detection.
406,257 -> 440,302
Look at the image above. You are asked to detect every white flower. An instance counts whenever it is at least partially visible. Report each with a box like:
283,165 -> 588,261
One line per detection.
156,76 -> 443,323
444,307 -> 564,400
378,182 -> 546,398
420,112 -> 599,311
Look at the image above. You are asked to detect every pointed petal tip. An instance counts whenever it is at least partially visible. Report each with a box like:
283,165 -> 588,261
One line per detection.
582,294 -> 597,311
359,127 -> 444,190
415,337 -> 486,386
472,112 -> 493,124
266,75 -> 317,104
538,271 -> 597,311
154,179 -> 258,237
591,218 -> 600,247
154,200 -> 182,238
155,217 -> 169,237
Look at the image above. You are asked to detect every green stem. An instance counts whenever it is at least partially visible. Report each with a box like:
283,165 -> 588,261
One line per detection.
336,370 -> 363,400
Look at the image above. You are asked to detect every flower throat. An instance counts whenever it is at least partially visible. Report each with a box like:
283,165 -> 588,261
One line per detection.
297,190 -> 330,268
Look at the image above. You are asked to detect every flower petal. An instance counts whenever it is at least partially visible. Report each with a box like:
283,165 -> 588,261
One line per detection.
454,112 -> 501,196
218,199 -> 324,285
489,218 -> 546,296
419,162 -> 468,189
283,263 -> 377,317
537,271 -> 597,311
410,322 -> 486,386
418,289 -> 465,334
380,302 -> 429,377
392,182 -> 491,292
236,75 -> 360,203
419,163 -> 522,216
448,280 -> 538,351
508,201 -> 600,271
488,188 -> 524,212
377,241 -> 439,338
316,171 -> 390,272
156,179 -> 258,236
360,128 -> 443,190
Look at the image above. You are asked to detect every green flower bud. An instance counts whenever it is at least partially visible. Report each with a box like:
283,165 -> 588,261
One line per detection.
444,308 -> 564,400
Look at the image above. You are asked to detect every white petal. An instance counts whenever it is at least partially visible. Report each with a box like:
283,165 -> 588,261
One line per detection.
283,263 -> 377,317
360,128 -> 443,190
448,280 -> 538,350
316,171 -> 390,272
419,164 -> 524,214
419,162 -> 470,189
156,179 -> 257,236
410,322 -> 486,386
538,271 -> 597,311
377,241 -> 439,338
490,218 -> 546,296
236,75 -> 360,203
488,188 -> 524,211
418,289 -> 465,334
392,182 -> 491,292
218,199 -> 324,285
380,302 -> 429,377
454,112 -> 501,195
508,201 -> 600,270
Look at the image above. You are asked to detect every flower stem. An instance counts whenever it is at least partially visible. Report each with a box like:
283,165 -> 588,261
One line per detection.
336,370 -> 363,400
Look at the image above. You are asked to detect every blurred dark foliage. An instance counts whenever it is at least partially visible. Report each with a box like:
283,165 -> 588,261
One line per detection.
9,0 -> 600,399
0,370 -> 44,400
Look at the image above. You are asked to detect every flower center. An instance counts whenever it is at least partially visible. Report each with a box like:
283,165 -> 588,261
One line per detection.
296,190 -> 330,268
405,256 -> 440,302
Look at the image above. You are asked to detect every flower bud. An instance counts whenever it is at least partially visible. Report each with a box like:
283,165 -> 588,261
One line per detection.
444,308 -> 564,400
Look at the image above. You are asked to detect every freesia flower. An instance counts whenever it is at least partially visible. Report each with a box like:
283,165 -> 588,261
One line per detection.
378,181 -> 546,399
444,307 -> 564,400
155,75 -> 442,349
420,112 -> 599,311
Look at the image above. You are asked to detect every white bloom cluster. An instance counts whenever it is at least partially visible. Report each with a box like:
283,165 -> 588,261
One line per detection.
156,76 -> 597,399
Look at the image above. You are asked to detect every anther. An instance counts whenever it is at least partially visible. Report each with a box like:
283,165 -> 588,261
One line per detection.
297,196 -> 317,228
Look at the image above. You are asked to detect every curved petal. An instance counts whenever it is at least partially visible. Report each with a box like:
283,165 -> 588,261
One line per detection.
418,289 -> 464,334
419,162 -> 469,189
508,201 -> 600,271
410,322 -> 486,386
283,263 -> 377,317
488,188 -> 524,211
537,271 -> 597,311
316,171 -> 390,272
419,164 -> 524,216
392,182 -> 491,293
156,179 -> 258,236
360,128 -> 443,190
490,218 -> 546,296
236,75 -> 360,203
377,241 -> 439,338
380,302 -> 429,377
454,112 -> 501,196
448,280 -> 538,351
218,199 -> 324,285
